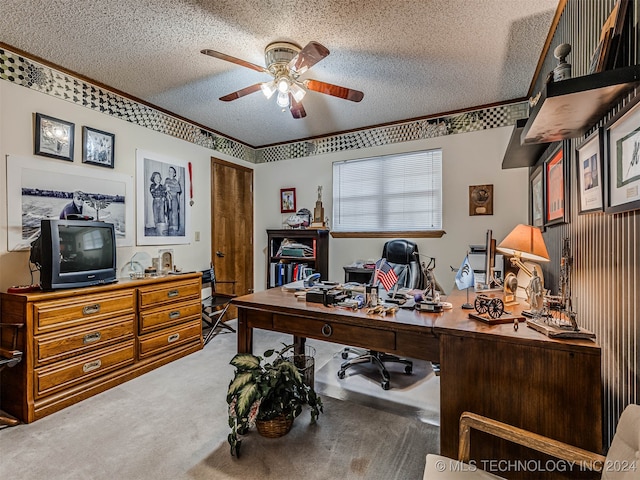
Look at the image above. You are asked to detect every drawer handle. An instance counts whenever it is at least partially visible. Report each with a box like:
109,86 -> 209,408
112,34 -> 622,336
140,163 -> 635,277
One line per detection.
82,304 -> 101,315
167,290 -> 179,298
168,333 -> 180,343
83,332 -> 102,344
169,311 -> 181,320
321,324 -> 333,337
82,359 -> 102,373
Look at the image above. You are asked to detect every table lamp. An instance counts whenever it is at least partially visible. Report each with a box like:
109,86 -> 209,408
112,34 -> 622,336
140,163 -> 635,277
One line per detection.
497,224 -> 549,301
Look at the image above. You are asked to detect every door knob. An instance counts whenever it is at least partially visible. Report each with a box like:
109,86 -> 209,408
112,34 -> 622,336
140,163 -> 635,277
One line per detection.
216,251 -> 225,257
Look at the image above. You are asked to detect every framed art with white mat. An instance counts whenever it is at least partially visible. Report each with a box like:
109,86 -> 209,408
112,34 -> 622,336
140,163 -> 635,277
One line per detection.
605,93 -> 640,214
576,127 -> 604,215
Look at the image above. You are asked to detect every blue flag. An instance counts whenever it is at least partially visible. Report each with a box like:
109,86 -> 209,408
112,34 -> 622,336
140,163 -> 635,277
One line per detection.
455,255 -> 475,290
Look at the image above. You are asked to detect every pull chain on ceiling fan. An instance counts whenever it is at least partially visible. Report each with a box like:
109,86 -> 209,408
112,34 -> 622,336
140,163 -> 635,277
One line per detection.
201,41 -> 364,119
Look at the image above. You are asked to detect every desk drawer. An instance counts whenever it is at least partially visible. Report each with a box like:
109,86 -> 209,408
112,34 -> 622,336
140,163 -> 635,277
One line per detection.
137,319 -> 201,359
138,280 -> 200,309
273,314 -> 395,351
138,302 -> 201,334
35,315 -> 135,366
34,340 -> 135,398
34,291 -> 135,334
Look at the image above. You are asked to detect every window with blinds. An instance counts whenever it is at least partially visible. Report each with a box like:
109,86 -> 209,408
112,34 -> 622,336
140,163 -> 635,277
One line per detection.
332,149 -> 443,233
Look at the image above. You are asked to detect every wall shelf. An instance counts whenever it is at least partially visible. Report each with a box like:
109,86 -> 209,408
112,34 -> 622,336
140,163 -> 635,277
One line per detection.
521,64 -> 640,145
501,118 -> 549,169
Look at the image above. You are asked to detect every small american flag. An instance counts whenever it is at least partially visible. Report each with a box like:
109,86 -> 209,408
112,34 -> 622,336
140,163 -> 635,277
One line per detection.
374,258 -> 399,291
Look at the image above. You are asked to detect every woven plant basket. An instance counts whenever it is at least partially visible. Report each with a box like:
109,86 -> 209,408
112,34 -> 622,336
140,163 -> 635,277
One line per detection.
255,414 -> 294,438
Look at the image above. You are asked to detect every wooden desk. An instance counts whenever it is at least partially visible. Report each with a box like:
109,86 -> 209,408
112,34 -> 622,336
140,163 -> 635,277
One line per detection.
234,289 -> 602,479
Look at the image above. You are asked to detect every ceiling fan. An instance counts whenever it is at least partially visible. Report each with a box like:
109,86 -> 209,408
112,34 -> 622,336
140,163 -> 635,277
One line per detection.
201,41 -> 364,119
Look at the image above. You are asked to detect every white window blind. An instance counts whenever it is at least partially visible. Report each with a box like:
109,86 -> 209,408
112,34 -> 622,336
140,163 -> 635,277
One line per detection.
332,149 -> 442,233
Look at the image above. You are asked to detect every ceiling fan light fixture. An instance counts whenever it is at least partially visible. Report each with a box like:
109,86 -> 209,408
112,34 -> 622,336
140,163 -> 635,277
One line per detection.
289,82 -> 306,103
276,91 -> 290,108
276,77 -> 290,94
260,80 -> 276,99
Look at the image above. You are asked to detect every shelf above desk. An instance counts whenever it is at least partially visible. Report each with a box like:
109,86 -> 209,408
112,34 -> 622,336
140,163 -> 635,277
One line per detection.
521,64 -> 640,145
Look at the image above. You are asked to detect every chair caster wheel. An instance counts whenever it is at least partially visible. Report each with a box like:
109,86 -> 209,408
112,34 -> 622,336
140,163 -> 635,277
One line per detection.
338,370 -> 346,379
382,381 -> 390,390
341,352 -> 348,359
405,366 -> 413,374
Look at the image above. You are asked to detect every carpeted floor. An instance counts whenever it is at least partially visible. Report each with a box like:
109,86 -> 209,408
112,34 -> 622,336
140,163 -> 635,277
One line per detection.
0,321 -> 440,480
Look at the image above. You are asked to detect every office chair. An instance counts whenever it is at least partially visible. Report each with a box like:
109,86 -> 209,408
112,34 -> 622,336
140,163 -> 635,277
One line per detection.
338,239 -> 423,390
0,323 -> 24,427
201,265 -> 236,345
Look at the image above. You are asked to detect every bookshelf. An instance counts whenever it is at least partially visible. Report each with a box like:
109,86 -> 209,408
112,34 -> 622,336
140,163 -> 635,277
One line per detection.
266,229 -> 329,288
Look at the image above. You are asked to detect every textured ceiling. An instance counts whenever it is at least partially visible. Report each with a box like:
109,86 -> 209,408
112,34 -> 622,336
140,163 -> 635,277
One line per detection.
1,0 -> 558,147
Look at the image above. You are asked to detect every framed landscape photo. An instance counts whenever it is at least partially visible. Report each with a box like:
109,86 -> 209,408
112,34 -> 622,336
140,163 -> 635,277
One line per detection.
280,188 -> 296,213
604,93 -> 640,214
576,128 -> 604,214
530,165 -> 544,228
544,142 -> 569,227
83,126 -> 115,168
34,113 -> 74,161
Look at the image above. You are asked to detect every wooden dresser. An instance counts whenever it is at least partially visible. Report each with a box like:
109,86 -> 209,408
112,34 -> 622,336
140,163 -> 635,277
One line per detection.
0,273 -> 202,423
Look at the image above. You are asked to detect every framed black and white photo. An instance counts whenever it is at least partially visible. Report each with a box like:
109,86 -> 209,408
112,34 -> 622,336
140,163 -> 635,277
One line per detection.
544,142 -> 569,227
6,155 -> 133,250
530,164 -> 544,228
605,93 -> 640,214
83,126 -> 115,168
576,128 -> 604,215
34,113 -> 74,161
136,149 -> 191,245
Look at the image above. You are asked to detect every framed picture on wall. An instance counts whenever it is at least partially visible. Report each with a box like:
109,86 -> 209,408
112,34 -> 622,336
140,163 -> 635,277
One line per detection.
136,149 -> 191,245
604,93 -> 640,214
34,113 -> 75,161
530,165 -> 544,228
280,188 -> 296,213
576,128 -> 604,215
544,142 -> 569,227
82,126 -> 115,168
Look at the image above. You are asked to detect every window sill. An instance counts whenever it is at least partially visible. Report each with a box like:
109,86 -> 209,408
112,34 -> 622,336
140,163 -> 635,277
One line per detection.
330,230 -> 446,239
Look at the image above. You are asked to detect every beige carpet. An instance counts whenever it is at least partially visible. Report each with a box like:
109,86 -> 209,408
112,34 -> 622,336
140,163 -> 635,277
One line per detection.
0,322 -> 440,479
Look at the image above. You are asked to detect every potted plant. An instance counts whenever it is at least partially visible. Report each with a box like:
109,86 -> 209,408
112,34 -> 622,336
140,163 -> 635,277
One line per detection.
227,344 -> 323,457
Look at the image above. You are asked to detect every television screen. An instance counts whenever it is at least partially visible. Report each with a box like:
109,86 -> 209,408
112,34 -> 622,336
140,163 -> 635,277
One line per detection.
58,224 -> 114,273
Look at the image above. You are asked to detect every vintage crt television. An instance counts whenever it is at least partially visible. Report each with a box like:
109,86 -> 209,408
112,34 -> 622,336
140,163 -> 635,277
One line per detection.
30,219 -> 117,290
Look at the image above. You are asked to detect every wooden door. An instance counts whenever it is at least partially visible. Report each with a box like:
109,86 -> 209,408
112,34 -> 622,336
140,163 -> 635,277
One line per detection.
211,158 -> 253,319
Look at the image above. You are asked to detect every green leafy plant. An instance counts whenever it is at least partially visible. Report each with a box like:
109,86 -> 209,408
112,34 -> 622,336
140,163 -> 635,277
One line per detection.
227,344 -> 323,457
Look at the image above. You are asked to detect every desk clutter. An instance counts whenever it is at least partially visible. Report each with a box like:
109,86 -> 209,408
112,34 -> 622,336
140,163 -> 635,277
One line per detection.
286,279 -> 452,315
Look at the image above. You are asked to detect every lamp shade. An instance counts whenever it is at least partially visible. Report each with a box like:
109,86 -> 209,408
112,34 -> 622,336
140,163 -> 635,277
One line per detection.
497,224 -> 550,262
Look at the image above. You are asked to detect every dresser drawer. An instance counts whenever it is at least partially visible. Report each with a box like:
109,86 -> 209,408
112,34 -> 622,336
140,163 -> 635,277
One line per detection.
139,301 -> 201,334
35,315 -> 135,366
137,319 -> 202,360
34,340 -> 135,399
273,314 -> 395,351
33,291 -> 135,334
138,279 -> 200,309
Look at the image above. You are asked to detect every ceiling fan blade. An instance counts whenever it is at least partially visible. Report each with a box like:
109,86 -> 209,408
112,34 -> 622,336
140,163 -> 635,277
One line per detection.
289,93 -> 306,119
219,83 -> 263,102
201,49 -> 268,74
305,79 -> 364,102
289,41 -> 330,75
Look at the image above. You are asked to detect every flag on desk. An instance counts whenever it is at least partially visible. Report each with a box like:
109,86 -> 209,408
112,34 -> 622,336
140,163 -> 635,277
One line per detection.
374,258 -> 399,291
455,255 -> 475,290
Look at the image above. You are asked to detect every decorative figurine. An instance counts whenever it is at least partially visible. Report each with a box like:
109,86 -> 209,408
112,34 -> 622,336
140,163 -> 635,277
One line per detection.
553,43 -> 572,81
311,185 -> 325,228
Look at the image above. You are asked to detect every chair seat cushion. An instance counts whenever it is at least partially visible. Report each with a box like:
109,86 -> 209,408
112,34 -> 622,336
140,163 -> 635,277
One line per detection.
602,404 -> 640,480
424,454 -> 505,479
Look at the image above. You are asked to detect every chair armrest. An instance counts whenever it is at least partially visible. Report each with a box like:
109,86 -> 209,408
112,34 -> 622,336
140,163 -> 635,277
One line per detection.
458,412 -> 606,472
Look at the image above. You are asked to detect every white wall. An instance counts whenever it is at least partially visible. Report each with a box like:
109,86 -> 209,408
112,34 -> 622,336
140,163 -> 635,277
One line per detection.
0,80 -> 251,291
254,127 -> 529,292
